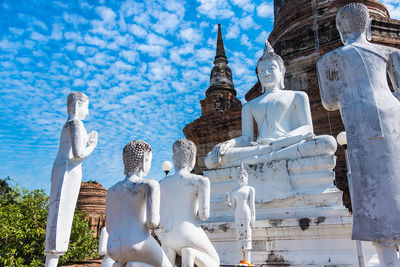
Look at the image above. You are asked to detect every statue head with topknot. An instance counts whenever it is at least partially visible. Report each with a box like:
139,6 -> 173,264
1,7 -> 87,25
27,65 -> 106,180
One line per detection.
123,140 -> 152,176
173,139 -> 197,171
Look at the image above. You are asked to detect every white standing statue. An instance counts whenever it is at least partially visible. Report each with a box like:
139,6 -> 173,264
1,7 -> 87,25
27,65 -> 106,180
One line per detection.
225,164 -> 255,266
106,140 -> 172,267
317,3 -> 400,267
204,41 -> 336,170
45,91 -> 98,267
159,139 -> 220,267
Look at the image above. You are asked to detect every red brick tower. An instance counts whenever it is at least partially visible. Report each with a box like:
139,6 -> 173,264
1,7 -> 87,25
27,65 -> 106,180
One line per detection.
76,181 -> 106,237
183,25 -> 242,174
246,0 -> 400,208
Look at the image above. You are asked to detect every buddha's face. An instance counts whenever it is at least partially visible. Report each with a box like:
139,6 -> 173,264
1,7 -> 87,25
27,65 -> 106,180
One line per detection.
257,59 -> 282,90
142,151 -> 152,176
77,100 -> 89,120
238,172 -> 248,186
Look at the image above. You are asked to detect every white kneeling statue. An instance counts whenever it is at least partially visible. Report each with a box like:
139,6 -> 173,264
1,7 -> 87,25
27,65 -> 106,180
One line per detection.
225,164 -> 255,266
45,91 -> 98,267
159,139 -> 220,267
106,140 -> 172,267
204,41 -> 336,170
317,3 -> 400,267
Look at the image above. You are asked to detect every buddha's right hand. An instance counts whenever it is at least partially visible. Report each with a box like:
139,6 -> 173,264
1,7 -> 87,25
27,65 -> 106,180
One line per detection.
88,131 -> 98,147
212,140 -> 233,163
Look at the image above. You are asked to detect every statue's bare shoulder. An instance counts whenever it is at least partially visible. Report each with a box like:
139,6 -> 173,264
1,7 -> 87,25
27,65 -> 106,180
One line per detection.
187,173 -> 210,188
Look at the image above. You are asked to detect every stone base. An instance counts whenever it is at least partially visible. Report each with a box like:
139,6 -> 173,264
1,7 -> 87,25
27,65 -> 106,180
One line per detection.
202,215 -> 379,266
204,155 -> 344,222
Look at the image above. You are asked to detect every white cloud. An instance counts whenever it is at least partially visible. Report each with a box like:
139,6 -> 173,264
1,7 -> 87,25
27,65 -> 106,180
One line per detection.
180,27 -> 202,43
84,34 -> 107,48
63,12 -> 89,26
31,31 -> 48,42
137,44 -> 165,57
240,15 -> 259,30
226,23 -> 240,39
147,33 -> 172,46
230,0 -> 255,12
152,12 -> 180,35
9,27 -> 24,36
64,31 -> 83,43
128,24 -> 147,38
119,12 -> 127,31
195,47 -> 214,62
119,50 -> 138,64
73,79 -> 85,87
74,60 -> 87,68
255,30 -> 269,44
382,1 -> 400,20
96,6 -> 116,25
51,23 -> 64,40
86,52 -> 113,66
240,34 -> 251,47
196,0 -> 235,19
257,2 -> 274,18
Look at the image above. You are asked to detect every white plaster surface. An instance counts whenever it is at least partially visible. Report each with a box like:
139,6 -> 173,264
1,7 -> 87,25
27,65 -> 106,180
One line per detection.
45,92 -> 97,267
106,141 -> 172,267
225,165 -> 255,264
317,3 -> 400,243
158,139 -> 220,267
202,215 -> 379,266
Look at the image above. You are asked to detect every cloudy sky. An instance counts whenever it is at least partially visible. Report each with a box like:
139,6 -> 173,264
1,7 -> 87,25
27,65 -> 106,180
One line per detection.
0,0 -> 399,194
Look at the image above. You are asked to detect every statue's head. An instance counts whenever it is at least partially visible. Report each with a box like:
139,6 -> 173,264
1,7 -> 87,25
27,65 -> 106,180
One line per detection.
123,140 -> 152,176
237,163 -> 248,186
336,3 -> 370,44
173,139 -> 196,171
67,91 -> 89,120
257,41 -> 285,91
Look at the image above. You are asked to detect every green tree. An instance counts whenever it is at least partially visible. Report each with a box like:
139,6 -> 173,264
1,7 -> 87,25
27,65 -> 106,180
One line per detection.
0,178 -> 99,266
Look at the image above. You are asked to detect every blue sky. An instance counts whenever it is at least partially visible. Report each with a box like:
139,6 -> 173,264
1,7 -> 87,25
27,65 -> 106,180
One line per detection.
0,0 -> 399,194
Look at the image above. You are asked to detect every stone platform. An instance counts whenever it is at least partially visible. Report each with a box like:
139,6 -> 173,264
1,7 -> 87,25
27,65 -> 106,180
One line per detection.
203,155 -> 379,266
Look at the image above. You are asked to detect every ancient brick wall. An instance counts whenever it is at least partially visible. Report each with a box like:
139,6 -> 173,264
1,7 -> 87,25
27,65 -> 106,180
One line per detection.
76,182 -> 107,237
183,91 -> 242,174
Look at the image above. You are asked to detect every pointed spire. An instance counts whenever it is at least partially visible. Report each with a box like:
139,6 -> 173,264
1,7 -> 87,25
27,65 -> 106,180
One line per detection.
215,24 -> 227,64
206,24 -> 236,97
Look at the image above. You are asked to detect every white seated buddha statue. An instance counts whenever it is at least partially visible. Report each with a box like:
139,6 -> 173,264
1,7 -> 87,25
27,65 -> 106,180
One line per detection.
204,41 -> 336,169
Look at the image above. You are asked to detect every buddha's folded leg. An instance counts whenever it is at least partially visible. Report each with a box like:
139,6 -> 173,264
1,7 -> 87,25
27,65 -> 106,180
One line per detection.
268,135 -> 337,161
181,247 -> 218,267
205,145 -> 272,169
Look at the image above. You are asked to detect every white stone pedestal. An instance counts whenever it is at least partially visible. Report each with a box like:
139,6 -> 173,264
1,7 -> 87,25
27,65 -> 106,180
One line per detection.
203,155 -> 379,266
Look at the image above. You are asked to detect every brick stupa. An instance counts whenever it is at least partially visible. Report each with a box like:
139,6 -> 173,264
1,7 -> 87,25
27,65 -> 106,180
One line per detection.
183,24 -> 242,175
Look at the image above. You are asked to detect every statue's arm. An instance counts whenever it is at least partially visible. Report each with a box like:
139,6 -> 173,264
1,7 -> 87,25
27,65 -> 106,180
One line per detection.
225,192 -> 235,209
105,191 -> 114,235
388,51 -> 400,101
287,92 -> 314,136
145,180 -> 161,229
249,187 -> 256,227
69,120 -> 97,160
197,176 -> 210,221
210,103 -> 252,161
316,56 -> 339,111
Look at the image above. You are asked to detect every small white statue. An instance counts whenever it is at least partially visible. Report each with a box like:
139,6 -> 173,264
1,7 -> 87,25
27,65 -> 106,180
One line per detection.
106,141 -> 172,267
225,163 -> 255,266
204,40 -> 336,169
159,139 -> 220,267
45,91 -> 98,267
317,3 -> 400,267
